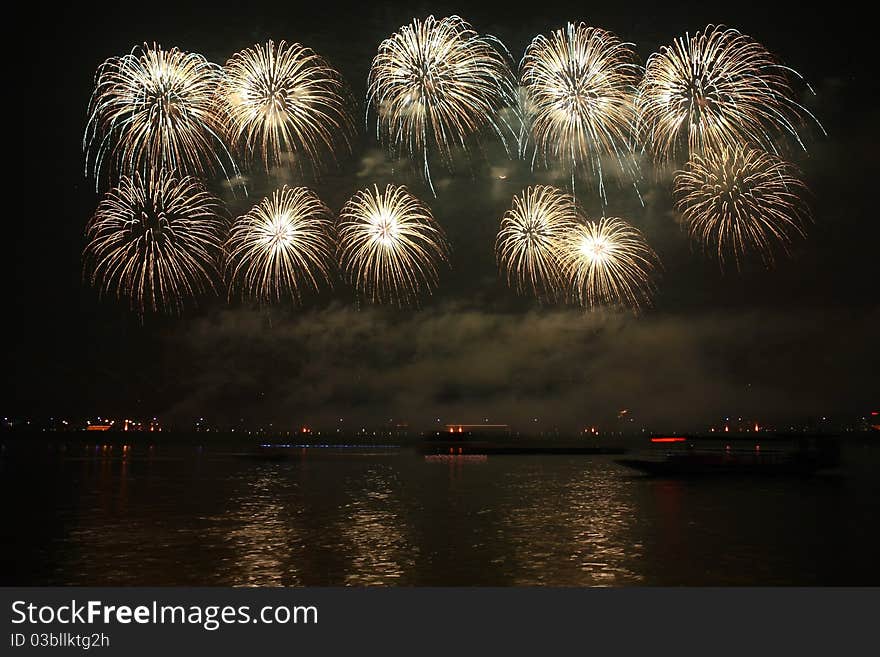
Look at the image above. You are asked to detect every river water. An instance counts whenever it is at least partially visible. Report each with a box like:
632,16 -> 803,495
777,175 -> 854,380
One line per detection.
2,438 -> 878,585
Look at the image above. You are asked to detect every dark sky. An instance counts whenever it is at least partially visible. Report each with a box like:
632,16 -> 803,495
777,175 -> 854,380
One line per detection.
6,0 -> 878,431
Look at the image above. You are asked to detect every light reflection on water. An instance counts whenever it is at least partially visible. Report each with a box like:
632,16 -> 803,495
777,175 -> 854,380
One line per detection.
501,464 -> 643,585
338,465 -> 417,585
217,467 -> 304,586
2,444 -> 879,585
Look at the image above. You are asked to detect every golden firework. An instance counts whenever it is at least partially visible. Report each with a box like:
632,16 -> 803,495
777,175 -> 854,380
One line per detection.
85,43 -> 232,184
83,169 -> 226,315
220,40 -> 353,174
562,216 -> 659,310
637,25 -> 821,163
673,144 -> 810,268
226,186 -> 335,304
520,23 -> 641,200
338,184 -> 450,306
368,15 -> 518,193
496,185 -> 582,301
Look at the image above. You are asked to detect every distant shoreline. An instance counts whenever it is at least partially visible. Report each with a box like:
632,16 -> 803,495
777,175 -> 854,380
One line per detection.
1,428 -> 874,448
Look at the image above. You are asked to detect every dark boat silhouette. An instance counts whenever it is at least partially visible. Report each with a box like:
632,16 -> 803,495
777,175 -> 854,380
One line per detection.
616,433 -> 841,476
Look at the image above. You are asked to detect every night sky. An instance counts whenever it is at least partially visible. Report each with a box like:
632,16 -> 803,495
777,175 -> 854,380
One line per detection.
6,0 -> 878,431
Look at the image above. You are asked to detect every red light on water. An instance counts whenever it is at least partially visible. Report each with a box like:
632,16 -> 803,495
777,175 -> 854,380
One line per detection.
651,437 -> 686,443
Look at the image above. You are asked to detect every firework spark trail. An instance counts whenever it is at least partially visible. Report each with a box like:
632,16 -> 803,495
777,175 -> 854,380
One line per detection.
520,23 -> 642,202
367,15 -> 519,194
337,184 -> 450,306
226,186 -> 335,304
496,185 -> 583,301
220,40 -> 354,175
562,216 -> 659,311
84,43 -> 234,186
637,25 -> 824,163
673,144 -> 811,269
83,169 -> 226,316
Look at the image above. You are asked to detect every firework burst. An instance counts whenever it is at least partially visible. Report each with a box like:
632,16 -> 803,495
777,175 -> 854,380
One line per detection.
520,23 -> 641,200
367,15 -> 518,193
226,186 -> 335,304
338,184 -> 450,306
562,216 -> 659,310
673,144 -> 810,268
84,43 -> 232,185
220,40 -> 353,174
637,25 -> 821,163
83,169 -> 226,316
496,185 -> 582,301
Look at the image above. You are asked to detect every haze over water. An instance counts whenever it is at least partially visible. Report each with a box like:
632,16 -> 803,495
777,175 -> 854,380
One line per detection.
2,439 -> 879,586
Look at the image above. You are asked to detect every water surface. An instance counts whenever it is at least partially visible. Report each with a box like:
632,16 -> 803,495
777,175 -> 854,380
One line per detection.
2,439 -> 878,585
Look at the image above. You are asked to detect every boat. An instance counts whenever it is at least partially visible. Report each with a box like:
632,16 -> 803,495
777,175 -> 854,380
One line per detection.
420,424 -> 627,455
616,433 -> 841,476
420,441 -> 628,456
